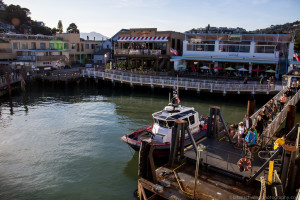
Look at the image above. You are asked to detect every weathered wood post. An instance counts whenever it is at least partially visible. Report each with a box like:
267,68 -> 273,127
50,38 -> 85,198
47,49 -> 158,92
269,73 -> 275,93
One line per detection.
247,100 -> 256,117
285,105 -> 297,133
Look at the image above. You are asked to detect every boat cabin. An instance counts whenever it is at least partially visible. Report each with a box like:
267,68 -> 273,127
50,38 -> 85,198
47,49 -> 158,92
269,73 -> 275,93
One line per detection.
152,105 -> 200,143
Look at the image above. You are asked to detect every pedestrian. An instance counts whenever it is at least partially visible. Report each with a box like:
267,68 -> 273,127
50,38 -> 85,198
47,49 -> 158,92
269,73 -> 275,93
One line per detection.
280,94 -> 287,110
243,76 -> 248,84
260,76 -> 264,84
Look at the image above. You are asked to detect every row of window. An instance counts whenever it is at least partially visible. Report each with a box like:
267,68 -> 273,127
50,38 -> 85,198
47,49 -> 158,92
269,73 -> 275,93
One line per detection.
12,42 -> 96,51
186,44 -> 276,53
154,115 -> 195,128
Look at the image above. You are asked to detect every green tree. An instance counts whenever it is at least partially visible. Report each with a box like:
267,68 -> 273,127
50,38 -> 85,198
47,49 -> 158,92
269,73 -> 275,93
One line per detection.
57,20 -> 63,33
67,23 -> 79,33
294,33 -> 300,52
5,4 -> 31,24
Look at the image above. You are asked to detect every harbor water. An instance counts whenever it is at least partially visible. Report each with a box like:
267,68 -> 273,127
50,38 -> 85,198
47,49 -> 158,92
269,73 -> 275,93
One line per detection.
0,83 -> 298,200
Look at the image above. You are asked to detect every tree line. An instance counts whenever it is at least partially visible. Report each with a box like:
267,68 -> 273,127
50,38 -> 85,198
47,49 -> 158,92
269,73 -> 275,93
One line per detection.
0,1 -> 79,35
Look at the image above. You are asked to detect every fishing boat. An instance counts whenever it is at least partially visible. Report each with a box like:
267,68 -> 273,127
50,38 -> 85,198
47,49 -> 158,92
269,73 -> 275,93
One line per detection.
121,91 -> 206,157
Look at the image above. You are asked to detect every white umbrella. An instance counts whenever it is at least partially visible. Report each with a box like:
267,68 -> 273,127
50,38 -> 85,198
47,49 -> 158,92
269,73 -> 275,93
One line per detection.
238,68 -> 248,72
200,66 -> 209,70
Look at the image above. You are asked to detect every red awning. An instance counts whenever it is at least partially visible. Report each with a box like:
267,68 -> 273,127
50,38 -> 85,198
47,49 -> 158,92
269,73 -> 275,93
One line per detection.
117,36 -> 169,42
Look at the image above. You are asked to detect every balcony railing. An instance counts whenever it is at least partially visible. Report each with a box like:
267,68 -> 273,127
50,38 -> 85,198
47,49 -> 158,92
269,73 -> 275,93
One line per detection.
115,49 -> 161,56
17,56 -> 35,61
37,55 -> 67,61
0,48 -> 12,53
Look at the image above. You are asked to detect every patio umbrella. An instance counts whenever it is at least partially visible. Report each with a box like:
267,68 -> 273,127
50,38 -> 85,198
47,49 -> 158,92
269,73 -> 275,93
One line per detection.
213,66 -> 222,70
238,68 -> 248,71
266,69 -> 276,73
200,66 -> 209,70
177,64 -> 186,68
252,68 -> 262,72
225,67 -> 235,71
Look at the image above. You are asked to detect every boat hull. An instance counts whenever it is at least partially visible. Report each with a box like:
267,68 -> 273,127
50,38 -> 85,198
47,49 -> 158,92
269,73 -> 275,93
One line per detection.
121,126 -> 206,157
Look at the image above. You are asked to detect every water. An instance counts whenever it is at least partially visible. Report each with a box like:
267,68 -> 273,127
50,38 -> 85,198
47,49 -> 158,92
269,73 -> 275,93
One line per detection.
0,84 -> 297,200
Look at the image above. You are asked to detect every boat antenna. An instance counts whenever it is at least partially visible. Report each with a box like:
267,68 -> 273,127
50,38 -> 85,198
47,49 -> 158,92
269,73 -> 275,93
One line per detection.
177,75 -> 179,99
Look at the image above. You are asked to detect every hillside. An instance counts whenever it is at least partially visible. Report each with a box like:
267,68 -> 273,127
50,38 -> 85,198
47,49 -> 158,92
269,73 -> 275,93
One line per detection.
251,21 -> 300,52
80,32 -> 108,41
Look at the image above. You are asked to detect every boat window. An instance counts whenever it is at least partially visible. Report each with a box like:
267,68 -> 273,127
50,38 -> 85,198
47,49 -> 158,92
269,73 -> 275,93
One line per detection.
154,118 -> 158,124
167,121 -> 174,128
183,118 -> 189,124
158,120 -> 168,128
189,115 -> 195,125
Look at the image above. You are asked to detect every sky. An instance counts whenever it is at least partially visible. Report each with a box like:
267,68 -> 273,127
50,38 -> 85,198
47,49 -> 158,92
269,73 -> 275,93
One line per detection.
6,0 -> 300,38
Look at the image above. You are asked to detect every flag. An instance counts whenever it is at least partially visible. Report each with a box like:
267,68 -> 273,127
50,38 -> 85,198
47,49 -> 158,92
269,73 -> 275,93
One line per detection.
294,53 -> 300,61
170,48 -> 178,56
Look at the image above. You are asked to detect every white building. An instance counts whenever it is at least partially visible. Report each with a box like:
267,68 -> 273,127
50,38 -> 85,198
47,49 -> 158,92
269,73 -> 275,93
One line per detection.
172,33 -> 294,76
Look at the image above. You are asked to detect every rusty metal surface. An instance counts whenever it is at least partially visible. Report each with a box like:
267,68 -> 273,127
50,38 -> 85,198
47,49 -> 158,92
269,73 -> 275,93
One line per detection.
155,163 -> 260,200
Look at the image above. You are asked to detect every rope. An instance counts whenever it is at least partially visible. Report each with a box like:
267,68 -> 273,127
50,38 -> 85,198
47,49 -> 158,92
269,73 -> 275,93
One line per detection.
172,163 -> 193,196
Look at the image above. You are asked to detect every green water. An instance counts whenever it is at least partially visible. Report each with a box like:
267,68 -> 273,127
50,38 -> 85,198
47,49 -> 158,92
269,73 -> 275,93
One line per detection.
0,83 -> 297,200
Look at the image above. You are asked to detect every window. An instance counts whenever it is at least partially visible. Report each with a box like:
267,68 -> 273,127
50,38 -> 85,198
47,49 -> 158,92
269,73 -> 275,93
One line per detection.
189,115 -> 195,125
85,44 -> 89,49
167,121 -> 174,128
64,43 -> 68,49
31,42 -> 36,50
71,43 -> 76,49
21,43 -> 28,50
172,39 -> 175,49
158,120 -> 168,128
91,44 -> 95,49
40,43 -> 46,50
49,43 -> 54,49
13,42 -> 18,50
177,39 -> 180,50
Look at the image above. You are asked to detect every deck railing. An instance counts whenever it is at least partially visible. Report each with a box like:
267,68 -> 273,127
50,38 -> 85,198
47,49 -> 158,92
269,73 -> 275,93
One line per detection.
263,89 -> 300,140
0,74 -> 21,88
115,49 -> 162,56
82,69 -> 281,94
250,87 -> 287,124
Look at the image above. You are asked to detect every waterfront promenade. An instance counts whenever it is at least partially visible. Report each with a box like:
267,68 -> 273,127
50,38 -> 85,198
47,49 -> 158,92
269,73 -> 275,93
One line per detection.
82,69 -> 282,94
0,68 -> 283,96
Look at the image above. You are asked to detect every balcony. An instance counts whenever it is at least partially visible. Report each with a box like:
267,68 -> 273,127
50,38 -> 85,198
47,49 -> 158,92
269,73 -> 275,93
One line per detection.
37,55 -> 67,61
0,48 -> 12,53
115,49 -> 162,56
17,56 -> 35,61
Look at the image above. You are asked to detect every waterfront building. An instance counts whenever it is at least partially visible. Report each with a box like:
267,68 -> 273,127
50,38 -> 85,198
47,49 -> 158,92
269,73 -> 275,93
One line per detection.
0,32 -> 102,70
114,28 -> 184,71
55,33 -> 102,65
171,33 -> 294,76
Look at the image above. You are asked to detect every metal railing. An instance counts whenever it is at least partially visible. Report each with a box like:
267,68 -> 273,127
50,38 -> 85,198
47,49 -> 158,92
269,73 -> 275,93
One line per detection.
0,74 -> 21,88
115,49 -> 162,56
17,56 -> 35,61
82,70 -> 281,94
37,55 -> 68,61
250,87 -> 287,124
263,89 -> 300,139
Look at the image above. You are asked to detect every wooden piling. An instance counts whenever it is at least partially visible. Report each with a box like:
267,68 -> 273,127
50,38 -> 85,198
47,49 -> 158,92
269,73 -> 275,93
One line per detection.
285,105 -> 297,133
247,100 -> 256,117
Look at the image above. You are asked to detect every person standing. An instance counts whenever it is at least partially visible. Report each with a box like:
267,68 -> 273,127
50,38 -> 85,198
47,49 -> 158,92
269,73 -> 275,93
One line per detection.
256,115 -> 264,137
280,94 -> 287,110
243,114 -> 252,130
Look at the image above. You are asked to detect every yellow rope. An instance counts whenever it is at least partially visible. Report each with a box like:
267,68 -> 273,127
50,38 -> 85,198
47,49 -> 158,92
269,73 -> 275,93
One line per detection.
172,163 -> 193,196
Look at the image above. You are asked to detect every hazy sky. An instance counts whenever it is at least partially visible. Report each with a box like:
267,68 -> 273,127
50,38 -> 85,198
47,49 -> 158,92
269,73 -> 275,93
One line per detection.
7,0 -> 300,37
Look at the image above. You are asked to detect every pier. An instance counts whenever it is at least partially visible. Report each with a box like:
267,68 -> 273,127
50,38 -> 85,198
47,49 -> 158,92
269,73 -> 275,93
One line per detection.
135,71 -> 300,199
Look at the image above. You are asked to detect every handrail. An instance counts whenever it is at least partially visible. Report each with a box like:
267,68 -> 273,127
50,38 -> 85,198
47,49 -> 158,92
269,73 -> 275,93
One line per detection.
263,89 -> 300,139
82,70 -> 281,93
250,87 -> 287,124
